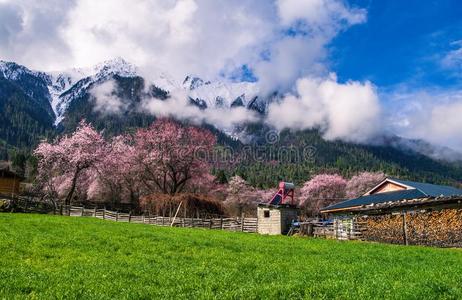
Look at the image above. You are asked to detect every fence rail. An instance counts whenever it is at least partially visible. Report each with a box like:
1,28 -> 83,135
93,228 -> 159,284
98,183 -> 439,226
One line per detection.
28,204 -> 259,233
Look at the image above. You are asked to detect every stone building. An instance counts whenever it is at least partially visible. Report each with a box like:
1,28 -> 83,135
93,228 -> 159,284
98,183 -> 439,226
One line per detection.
257,203 -> 299,235
257,182 -> 299,235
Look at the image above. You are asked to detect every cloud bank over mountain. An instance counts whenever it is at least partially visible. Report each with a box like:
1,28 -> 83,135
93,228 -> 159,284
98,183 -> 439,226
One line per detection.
268,75 -> 381,143
386,89 -> 462,153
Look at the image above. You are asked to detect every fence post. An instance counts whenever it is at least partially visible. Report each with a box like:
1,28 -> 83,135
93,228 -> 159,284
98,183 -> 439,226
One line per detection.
93,207 -> 97,217
209,218 -> 213,229
68,205 -> 71,216
241,213 -> 245,232
116,211 -> 119,222
402,212 -> 409,246
220,216 -> 224,230
183,205 -> 187,227
129,212 -> 131,223
103,208 -> 106,220
59,203 -> 63,215
81,206 -> 84,217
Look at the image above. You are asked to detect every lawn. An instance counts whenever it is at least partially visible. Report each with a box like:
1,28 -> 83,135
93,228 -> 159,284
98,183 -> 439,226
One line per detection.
1,214 -> 462,299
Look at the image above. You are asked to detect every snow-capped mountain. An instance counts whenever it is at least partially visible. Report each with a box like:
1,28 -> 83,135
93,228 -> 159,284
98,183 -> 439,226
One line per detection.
46,58 -> 140,124
183,75 -> 260,110
0,60 -> 55,119
1,58 -> 264,126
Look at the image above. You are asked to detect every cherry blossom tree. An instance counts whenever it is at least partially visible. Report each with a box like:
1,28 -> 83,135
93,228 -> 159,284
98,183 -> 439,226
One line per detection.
34,118 -> 217,207
224,176 -> 260,216
133,118 -> 216,195
90,135 -> 141,208
187,173 -> 228,201
346,171 -> 385,198
34,120 -> 108,205
300,174 -> 347,216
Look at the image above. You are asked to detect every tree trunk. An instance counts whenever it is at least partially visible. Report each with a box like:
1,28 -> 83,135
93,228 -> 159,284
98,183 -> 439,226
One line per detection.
65,168 -> 81,206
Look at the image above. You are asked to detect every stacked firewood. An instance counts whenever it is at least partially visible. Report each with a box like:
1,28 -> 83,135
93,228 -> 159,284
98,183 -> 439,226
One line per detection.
358,208 -> 462,247
359,214 -> 404,245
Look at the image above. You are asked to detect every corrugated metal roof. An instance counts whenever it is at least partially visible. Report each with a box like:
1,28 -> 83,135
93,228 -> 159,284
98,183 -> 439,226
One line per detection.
388,178 -> 462,197
322,189 -> 427,211
321,177 -> 462,212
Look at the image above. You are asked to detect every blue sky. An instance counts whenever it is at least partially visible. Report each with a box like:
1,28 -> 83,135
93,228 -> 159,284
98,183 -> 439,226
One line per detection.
330,0 -> 462,89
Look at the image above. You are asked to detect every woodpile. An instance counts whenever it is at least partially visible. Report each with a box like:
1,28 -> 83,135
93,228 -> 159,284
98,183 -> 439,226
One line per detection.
359,208 -> 462,247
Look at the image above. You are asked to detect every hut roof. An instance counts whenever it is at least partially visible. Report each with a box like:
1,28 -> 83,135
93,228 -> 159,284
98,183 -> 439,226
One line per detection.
386,177 -> 462,197
321,177 -> 462,213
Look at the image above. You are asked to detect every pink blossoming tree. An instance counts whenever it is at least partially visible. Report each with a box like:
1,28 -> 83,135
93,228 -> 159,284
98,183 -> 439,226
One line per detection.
34,120 -> 108,205
224,176 -> 266,216
91,135 -> 141,207
300,174 -> 347,216
34,118 -> 217,208
346,171 -> 385,198
133,118 -> 216,195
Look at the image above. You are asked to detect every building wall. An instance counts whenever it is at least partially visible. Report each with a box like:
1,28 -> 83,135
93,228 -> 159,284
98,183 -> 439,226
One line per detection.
257,207 -> 281,235
369,182 -> 406,194
0,177 -> 20,196
257,206 -> 299,235
279,207 -> 299,234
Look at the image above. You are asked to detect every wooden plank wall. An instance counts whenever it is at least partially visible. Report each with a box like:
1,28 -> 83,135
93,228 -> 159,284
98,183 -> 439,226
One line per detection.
0,178 -> 20,196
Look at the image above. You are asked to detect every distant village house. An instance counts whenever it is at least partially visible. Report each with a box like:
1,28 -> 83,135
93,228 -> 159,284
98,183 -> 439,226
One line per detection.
0,165 -> 24,197
321,177 -> 462,247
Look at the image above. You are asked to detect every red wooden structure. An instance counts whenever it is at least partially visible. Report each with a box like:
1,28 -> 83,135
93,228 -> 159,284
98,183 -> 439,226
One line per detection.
268,182 -> 295,205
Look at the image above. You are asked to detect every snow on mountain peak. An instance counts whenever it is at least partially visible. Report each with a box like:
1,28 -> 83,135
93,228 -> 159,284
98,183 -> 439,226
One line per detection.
48,58 -> 140,125
0,60 -> 48,82
185,76 -> 259,109
90,57 -> 138,78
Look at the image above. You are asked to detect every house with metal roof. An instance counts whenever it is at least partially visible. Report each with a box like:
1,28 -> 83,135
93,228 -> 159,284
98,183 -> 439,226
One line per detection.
321,177 -> 462,214
319,177 -> 462,246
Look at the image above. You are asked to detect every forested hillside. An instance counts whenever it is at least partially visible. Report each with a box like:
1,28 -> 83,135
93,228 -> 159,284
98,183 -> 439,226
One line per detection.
221,128 -> 462,188
0,77 -> 54,158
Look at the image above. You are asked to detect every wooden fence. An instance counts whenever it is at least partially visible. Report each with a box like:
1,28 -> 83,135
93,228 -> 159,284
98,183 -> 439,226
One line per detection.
299,222 -> 335,238
299,220 -> 365,240
55,205 -> 258,233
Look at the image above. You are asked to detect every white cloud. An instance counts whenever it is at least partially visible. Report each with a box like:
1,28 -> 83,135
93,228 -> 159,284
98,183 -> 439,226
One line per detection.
140,89 -> 259,131
90,80 -> 127,115
441,40 -> 462,73
0,0 -> 365,93
0,0 -> 75,70
277,0 -> 366,30
386,89 -> 462,152
267,74 -> 381,142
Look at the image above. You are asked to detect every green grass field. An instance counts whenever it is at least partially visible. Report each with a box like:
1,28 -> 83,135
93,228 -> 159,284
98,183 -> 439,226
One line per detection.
1,214 -> 462,299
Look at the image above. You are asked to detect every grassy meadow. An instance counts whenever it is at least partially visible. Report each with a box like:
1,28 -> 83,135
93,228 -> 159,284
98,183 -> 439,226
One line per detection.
1,213 -> 462,299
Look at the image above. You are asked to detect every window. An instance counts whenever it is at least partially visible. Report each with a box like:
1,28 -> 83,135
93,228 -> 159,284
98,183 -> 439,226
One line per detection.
264,210 -> 270,218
